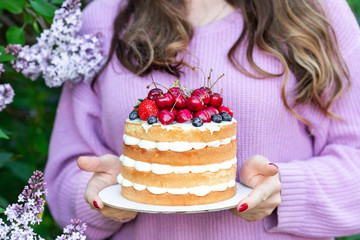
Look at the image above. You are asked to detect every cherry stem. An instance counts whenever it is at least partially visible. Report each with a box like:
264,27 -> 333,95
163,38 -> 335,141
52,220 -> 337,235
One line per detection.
170,94 -> 182,112
210,74 -> 225,90
192,66 -> 206,88
151,73 -> 158,89
208,69 -> 213,88
147,82 -> 170,91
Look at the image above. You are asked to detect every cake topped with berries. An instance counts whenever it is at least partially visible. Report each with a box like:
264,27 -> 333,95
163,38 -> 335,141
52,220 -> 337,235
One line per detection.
118,68 -> 237,206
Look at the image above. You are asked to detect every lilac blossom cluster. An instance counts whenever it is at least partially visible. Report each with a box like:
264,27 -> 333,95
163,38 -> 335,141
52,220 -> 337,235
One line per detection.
6,0 -> 105,88
56,219 -> 87,240
0,171 -> 87,239
0,171 -> 47,239
0,83 -> 14,112
0,58 -> 15,112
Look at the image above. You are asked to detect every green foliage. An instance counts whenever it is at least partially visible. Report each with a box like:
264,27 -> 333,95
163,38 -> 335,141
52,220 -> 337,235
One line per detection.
0,0 -> 359,239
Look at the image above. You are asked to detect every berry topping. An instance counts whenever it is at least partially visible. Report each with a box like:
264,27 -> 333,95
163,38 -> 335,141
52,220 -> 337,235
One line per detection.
172,93 -> 187,109
219,106 -> 233,117
200,86 -> 211,94
155,92 -> 174,110
186,95 -> 204,112
159,109 -> 175,125
147,115 -> 158,125
194,110 -> 211,123
220,112 -> 232,121
206,106 -> 219,116
129,110 -> 139,120
176,109 -> 193,123
210,93 -> 223,108
169,108 -> 178,118
192,117 -> 203,127
147,88 -> 163,101
192,89 -> 210,105
211,114 -> 222,123
138,99 -> 159,121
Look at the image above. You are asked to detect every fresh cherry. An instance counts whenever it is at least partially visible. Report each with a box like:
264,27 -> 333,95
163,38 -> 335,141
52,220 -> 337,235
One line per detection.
147,88 -> 163,101
176,109 -> 193,123
159,109 -> 175,125
206,106 -> 219,116
172,93 -> 187,109
200,86 -> 211,94
192,89 -> 210,104
194,110 -> 211,123
155,92 -> 174,109
210,93 -> 223,108
186,96 -> 204,112
169,108 -> 178,118
168,87 -> 184,95
219,106 -> 233,117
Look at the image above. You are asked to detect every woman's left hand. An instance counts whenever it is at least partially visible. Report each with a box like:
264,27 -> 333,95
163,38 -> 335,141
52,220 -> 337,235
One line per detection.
230,155 -> 281,222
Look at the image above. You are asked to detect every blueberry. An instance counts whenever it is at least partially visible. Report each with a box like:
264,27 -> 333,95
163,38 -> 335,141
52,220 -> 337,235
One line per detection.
129,110 -> 139,120
211,114 -> 222,123
147,115 -> 158,125
220,112 -> 232,121
192,117 -> 203,127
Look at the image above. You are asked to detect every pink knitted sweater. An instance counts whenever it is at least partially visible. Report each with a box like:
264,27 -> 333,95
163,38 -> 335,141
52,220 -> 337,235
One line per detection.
45,0 -> 360,239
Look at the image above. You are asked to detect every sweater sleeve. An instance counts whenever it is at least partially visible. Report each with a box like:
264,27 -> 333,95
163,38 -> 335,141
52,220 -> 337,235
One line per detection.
44,0 -> 125,239
264,1 -> 360,237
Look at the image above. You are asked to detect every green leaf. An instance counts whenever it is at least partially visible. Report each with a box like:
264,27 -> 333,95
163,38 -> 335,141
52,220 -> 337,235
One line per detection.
0,207 -> 4,214
30,0 -> 58,17
51,0 -> 64,4
33,21 -> 40,33
0,0 -> 26,14
0,46 -> 17,62
5,161 -> 33,182
0,195 -> 8,209
0,153 -> 12,167
0,128 -> 9,139
6,27 -> 25,45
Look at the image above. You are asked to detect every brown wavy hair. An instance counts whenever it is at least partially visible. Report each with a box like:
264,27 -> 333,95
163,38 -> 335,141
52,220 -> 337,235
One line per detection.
98,0 -> 350,126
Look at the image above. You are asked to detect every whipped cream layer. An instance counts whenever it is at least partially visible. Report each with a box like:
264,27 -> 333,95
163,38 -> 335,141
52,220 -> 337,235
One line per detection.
126,118 -> 237,135
123,134 -> 236,152
118,174 -> 236,196
120,155 -> 237,174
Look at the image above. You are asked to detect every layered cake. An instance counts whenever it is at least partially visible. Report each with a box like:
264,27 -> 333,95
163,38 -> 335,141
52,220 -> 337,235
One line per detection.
118,70 -> 238,205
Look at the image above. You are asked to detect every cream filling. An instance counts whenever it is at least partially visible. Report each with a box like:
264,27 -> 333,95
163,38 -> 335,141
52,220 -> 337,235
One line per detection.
123,134 -> 236,152
117,174 -> 236,196
126,118 -> 237,135
120,155 -> 237,174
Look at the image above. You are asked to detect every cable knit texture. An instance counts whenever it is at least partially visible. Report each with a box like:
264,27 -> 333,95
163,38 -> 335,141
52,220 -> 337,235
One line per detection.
44,0 -> 360,239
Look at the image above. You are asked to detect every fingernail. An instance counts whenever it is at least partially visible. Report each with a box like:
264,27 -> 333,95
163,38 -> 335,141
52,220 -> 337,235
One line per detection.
238,203 -> 248,212
93,200 -> 100,209
269,163 -> 278,169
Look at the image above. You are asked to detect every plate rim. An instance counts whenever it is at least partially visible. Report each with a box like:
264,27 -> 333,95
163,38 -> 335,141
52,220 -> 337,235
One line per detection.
99,182 -> 252,214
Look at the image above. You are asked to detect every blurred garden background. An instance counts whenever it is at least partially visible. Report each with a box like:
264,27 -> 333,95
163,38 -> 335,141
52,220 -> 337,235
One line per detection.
0,0 -> 359,239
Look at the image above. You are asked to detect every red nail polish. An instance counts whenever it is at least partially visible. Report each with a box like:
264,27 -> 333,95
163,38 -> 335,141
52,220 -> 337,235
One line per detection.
238,203 -> 248,212
93,200 -> 100,209
269,163 -> 278,169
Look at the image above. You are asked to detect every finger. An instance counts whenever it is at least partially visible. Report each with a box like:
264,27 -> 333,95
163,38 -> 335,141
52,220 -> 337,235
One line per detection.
237,176 -> 279,212
84,174 -> 118,209
77,154 -> 119,173
245,155 -> 278,176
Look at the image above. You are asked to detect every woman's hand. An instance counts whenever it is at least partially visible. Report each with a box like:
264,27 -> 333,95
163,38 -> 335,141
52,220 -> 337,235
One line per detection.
230,155 -> 281,222
77,154 -> 138,222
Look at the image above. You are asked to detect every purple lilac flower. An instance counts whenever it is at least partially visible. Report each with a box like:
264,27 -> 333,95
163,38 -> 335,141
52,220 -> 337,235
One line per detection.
0,63 -> 5,77
6,0 -> 105,88
56,219 -> 87,240
0,171 -> 46,239
0,83 -> 15,112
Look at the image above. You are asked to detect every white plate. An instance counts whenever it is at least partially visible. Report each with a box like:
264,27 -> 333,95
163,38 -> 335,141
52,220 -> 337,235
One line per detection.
99,182 -> 252,214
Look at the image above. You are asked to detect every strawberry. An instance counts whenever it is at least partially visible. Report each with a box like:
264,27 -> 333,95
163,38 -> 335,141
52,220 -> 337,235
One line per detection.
138,99 -> 159,121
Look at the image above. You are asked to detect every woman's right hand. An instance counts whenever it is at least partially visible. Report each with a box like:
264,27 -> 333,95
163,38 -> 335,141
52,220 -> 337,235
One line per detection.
77,154 -> 138,222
